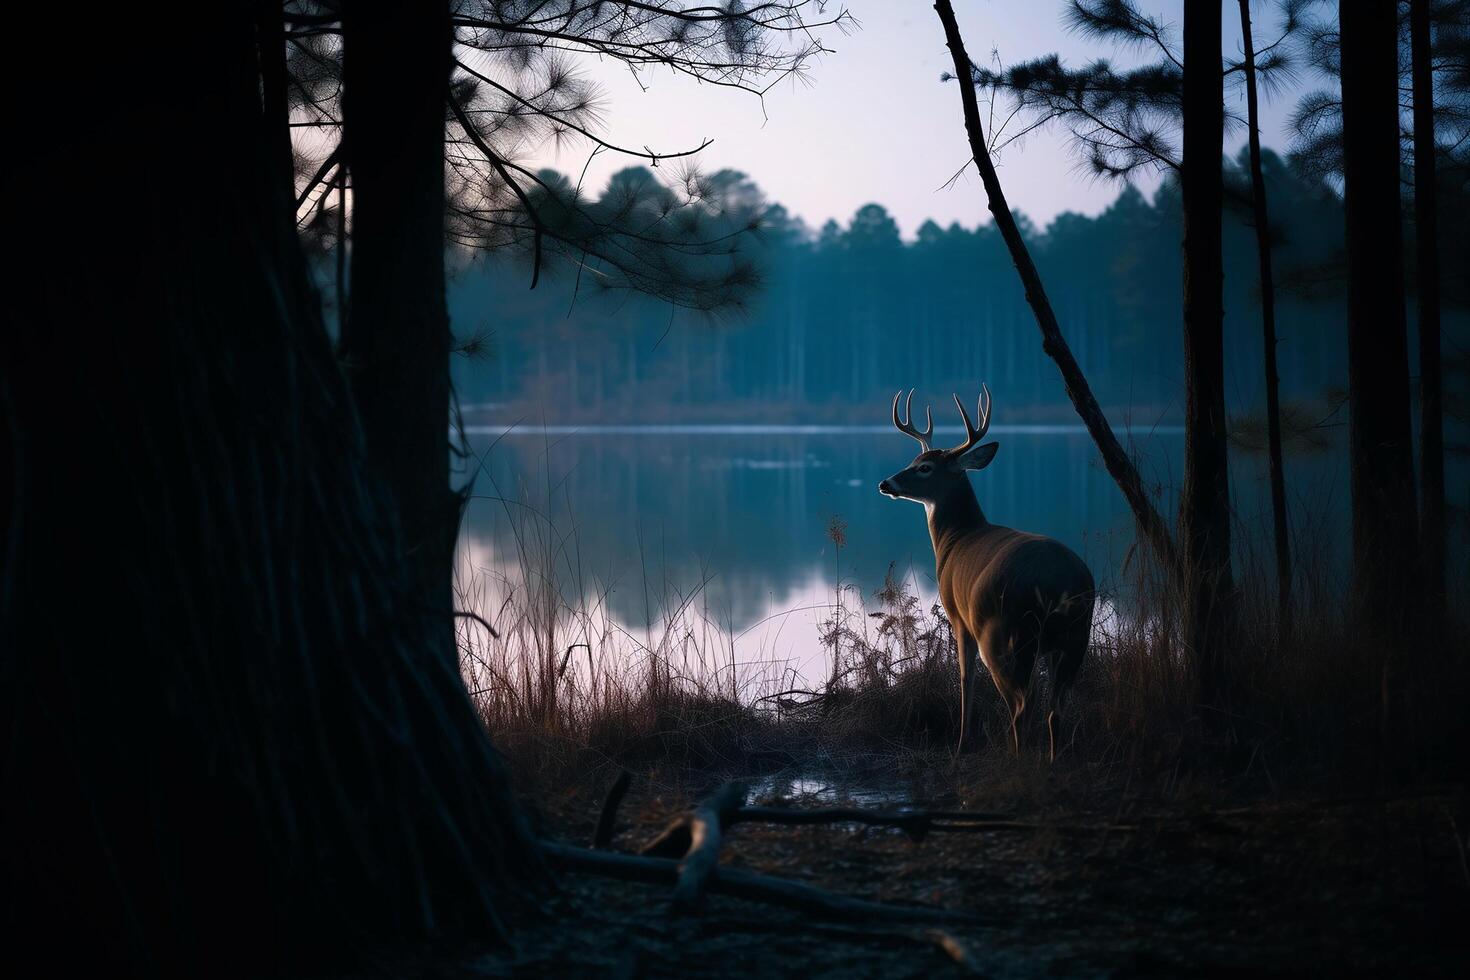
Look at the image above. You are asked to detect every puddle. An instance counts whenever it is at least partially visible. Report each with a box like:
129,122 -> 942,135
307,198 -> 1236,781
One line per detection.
749,770 -> 956,810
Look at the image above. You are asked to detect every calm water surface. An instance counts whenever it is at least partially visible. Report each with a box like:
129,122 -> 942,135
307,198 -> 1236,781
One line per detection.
456,424 -> 1352,684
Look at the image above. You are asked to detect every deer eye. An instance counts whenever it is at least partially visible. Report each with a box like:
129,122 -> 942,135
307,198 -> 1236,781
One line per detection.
917,462 -> 933,475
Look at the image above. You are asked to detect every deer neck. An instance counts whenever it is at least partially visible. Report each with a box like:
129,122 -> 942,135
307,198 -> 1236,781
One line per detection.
925,479 -> 988,561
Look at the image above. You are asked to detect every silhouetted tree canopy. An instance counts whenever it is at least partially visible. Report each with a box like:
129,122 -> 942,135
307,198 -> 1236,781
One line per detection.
964,0 -> 1302,179
288,0 -> 852,313
1288,0 -> 1470,184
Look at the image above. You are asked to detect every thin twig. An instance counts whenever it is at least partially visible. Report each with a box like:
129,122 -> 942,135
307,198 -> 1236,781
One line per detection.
593,770 -> 634,849
455,609 -> 500,639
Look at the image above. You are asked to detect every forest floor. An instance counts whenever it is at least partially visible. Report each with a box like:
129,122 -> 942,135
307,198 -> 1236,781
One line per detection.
435,755 -> 1469,979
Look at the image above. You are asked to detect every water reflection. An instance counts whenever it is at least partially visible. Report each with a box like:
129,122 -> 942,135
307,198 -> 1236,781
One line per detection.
456,425 -> 1353,685
750,772 -> 929,808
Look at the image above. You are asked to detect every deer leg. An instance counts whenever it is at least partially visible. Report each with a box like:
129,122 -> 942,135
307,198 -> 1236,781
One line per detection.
1045,675 -> 1065,763
954,623 -> 981,755
978,621 -> 1025,756
1045,657 -> 1073,763
1045,614 -> 1090,763
1010,641 -> 1034,757
1007,688 -> 1027,757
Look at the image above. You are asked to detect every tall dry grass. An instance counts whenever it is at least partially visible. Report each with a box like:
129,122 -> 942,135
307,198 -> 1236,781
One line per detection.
456,488 -> 1467,805
455,476 -> 785,795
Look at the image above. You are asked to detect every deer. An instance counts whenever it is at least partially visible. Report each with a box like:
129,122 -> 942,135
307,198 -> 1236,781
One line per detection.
878,386 -> 1095,760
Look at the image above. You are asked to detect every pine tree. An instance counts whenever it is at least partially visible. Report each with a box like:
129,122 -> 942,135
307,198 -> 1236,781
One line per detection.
1339,0 -> 1420,633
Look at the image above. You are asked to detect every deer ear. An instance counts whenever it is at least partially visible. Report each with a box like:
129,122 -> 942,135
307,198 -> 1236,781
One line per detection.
956,441 -> 999,471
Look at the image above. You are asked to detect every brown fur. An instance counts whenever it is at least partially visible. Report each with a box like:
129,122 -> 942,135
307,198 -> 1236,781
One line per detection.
881,444 -> 1095,758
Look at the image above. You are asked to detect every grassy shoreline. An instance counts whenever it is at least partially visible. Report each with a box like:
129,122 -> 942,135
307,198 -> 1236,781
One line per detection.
460,535 -> 1467,813
449,508 -> 1469,974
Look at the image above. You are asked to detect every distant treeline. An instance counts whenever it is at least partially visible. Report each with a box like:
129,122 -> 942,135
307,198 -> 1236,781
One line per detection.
447,149 -> 1467,424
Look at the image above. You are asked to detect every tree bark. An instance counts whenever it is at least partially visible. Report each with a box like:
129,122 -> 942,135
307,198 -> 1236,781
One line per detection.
1409,0 -> 1445,617
2,5 -> 539,972
931,0 -> 1178,572
1181,0 -> 1234,705
1239,0 -> 1293,638
340,0 -> 460,668
1339,0 -> 1420,633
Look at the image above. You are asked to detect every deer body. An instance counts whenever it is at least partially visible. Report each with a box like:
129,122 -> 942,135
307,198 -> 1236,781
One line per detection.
880,388 -> 1095,758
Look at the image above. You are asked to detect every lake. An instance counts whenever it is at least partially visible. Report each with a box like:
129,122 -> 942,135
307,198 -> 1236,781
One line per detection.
456,423 -> 1355,686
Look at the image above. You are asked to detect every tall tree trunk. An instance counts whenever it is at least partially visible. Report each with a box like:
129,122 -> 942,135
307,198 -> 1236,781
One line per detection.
1410,0 -> 1445,616
339,0 -> 459,668
932,0 -> 1178,571
1181,0 -> 1234,704
1239,0 -> 1293,638
256,0 -> 296,216
3,5 -> 539,973
1339,0 -> 1419,633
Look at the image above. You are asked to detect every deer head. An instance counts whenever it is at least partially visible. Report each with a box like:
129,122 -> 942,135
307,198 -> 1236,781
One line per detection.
878,385 -> 999,506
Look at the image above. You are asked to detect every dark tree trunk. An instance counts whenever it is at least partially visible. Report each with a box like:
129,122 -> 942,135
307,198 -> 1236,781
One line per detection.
2,6 -> 538,973
1181,0 -> 1234,703
256,0 -> 296,218
1339,0 -> 1419,633
1239,0 -> 1293,638
932,0 -> 1179,572
339,0 -> 459,668
1410,0 -> 1445,616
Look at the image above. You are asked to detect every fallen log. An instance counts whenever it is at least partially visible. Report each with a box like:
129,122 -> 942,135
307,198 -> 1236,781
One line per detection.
732,805 -> 935,839
592,770 -> 633,849
730,805 -> 1126,835
636,781 -> 749,909
542,842 -> 986,924
921,809 -> 1016,821
639,780 -> 748,859
925,820 -> 1139,834
675,781 -> 749,909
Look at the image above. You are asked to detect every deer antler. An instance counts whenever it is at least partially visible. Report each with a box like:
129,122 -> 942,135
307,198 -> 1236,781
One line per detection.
891,388 -> 934,452
950,383 -> 992,455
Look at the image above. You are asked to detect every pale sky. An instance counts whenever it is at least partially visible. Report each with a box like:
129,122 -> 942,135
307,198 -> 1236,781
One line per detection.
527,1 -> 1314,237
